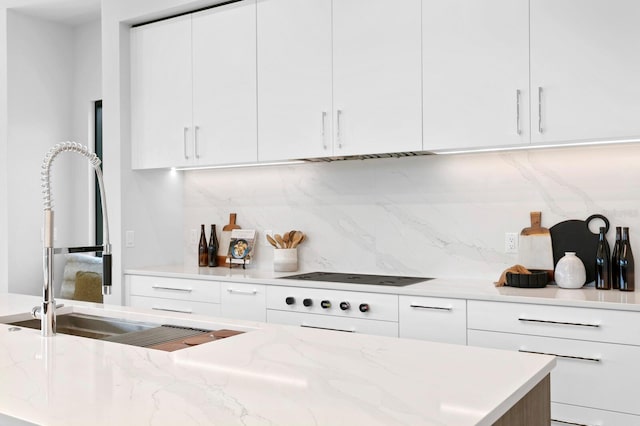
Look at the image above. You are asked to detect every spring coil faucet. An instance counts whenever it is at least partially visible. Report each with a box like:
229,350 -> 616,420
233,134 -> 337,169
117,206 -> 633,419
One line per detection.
36,142 -> 112,337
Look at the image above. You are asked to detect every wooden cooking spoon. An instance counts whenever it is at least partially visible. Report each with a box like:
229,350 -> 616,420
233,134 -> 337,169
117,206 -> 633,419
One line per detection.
274,234 -> 286,249
290,231 -> 304,248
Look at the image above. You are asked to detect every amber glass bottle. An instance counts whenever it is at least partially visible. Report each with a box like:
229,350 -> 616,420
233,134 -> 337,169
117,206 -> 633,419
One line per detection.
595,227 -> 611,290
198,224 -> 208,267
611,227 -> 622,289
619,227 -> 635,291
208,224 -> 219,267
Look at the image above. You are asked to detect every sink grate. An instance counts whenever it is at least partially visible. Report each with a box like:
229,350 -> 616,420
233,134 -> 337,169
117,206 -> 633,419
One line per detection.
103,325 -> 211,348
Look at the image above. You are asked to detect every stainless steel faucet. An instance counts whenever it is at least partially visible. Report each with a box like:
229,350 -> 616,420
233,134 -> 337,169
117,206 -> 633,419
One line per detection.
33,142 -> 112,337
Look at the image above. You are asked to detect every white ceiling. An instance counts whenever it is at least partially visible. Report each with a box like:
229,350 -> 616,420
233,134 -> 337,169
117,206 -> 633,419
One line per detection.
9,0 -> 101,27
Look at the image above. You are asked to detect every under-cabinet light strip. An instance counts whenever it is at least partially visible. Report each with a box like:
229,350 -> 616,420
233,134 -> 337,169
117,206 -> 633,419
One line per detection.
433,137 -> 640,155
172,160 -> 306,172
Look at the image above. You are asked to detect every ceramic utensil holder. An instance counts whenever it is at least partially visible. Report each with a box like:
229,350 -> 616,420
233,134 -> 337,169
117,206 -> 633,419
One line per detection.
554,252 -> 586,289
274,248 -> 298,272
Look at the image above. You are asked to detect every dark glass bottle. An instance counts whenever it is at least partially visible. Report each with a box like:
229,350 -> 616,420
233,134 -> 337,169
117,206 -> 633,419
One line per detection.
198,224 -> 208,267
619,227 -> 635,291
594,227 -> 611,290
611,227 -> 622,289
207,224 -> 219,267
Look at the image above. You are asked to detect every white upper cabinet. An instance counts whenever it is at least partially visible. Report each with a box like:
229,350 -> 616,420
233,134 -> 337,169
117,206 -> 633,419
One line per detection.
131,1 -> 257,170
257,0 -> 333,161
131,15 -> 193,169
257,0 -> 422,161
530,0 -> 640,144
332,0 -> 422,156
422,0 -> 530,151
192,1 -> 257,166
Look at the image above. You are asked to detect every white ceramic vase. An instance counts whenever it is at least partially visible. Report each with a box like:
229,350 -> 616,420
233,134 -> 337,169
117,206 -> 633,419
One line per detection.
554,252 -> 586,289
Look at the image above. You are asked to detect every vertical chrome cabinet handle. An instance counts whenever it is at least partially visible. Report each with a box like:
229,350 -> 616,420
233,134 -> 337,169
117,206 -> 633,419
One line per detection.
336,109 -> 343,149
516,89 -> 521,135
183,126 -> 189,159
538,86 -> 543,134
194,125 -> 200,159
321,112 -> 327,149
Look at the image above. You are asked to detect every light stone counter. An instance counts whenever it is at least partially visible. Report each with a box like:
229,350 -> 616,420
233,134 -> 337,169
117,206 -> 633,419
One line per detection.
126,265 -> 640,312
0,293 -> 554,425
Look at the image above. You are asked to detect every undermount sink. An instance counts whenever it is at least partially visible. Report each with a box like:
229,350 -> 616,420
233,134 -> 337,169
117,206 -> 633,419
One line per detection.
7,313 -> 244,351
9,313 -> 158,339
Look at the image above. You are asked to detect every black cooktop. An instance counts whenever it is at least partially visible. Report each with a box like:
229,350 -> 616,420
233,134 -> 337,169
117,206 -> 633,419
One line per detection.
279,272 -> 433,287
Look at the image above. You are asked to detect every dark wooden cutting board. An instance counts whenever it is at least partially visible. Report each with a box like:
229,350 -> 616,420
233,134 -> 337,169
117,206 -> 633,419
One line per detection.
549,214 -> 609,284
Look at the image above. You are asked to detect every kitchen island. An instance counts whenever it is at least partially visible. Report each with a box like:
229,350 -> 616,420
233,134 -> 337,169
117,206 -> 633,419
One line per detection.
0,293 -> 554,425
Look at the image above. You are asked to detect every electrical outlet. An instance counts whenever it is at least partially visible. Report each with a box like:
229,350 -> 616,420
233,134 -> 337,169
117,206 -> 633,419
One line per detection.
125,230 -> 135,248
505,232 -> 518,253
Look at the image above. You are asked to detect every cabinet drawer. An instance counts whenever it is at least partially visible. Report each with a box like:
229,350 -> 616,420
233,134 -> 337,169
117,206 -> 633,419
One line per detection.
551,402 -> 640,426
469,330 -> 640,416
468,300 -> 640,345
127,275 -> 220,304
399,295 -> 466,345
266,310 -> 398,337
129,295 -> 221,317
220,282 -> 266,322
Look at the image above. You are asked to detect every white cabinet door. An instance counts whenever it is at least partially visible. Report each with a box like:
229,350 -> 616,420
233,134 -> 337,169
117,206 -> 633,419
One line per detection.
220,282 -> 266,322
422,0 -> 530,151
530,0 -> 640,144
129,295 -> 221,317
552,402 -> 640,426
469,329 -> 640,416
192,1 -> 257,166
266,310 -> 399,337
399,296 -> 467,345
257,0 -> 333,161
333,0 -> 422,156
131,15 -> 193,169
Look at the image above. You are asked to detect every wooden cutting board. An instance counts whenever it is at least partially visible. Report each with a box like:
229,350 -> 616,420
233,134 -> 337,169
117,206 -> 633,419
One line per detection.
217,213 -> 241,266
518,211 -> 554,273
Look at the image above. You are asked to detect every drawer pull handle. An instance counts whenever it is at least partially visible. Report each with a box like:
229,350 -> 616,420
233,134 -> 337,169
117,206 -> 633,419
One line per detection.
226,288 -> 258,295
152,307 -> 193,314
551,419 -> 591,426
518,317 -> 600,328
518,349 -> 601,363
301,323 -> 355,333
410,304 -> 452,311
151,285 -> 193,293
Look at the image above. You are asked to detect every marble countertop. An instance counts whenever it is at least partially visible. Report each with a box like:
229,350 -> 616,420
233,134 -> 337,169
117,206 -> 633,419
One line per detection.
126,265 -> 640,312
0,293 -> 554,425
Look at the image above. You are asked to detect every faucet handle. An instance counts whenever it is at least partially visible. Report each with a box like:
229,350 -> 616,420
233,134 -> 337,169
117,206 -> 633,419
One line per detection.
30,303 -> 65,319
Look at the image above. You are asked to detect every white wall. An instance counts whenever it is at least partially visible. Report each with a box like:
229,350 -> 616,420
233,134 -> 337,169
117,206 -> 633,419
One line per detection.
6,11 -> 74,295
0,9 -> 8,293
2,11 -> 101,297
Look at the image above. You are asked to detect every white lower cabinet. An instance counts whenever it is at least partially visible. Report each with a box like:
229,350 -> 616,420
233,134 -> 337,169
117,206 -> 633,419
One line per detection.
266,310 -> 398,337
126,275 -> 221,316
129,295 -> 220,316
551,402 -> 640,426
468,300 -> 640,424
220,282 -> 266,322
399,295 -> 466,345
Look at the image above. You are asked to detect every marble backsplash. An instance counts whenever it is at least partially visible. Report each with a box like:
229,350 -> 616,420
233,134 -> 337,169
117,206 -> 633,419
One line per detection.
182,143 -> 640,281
